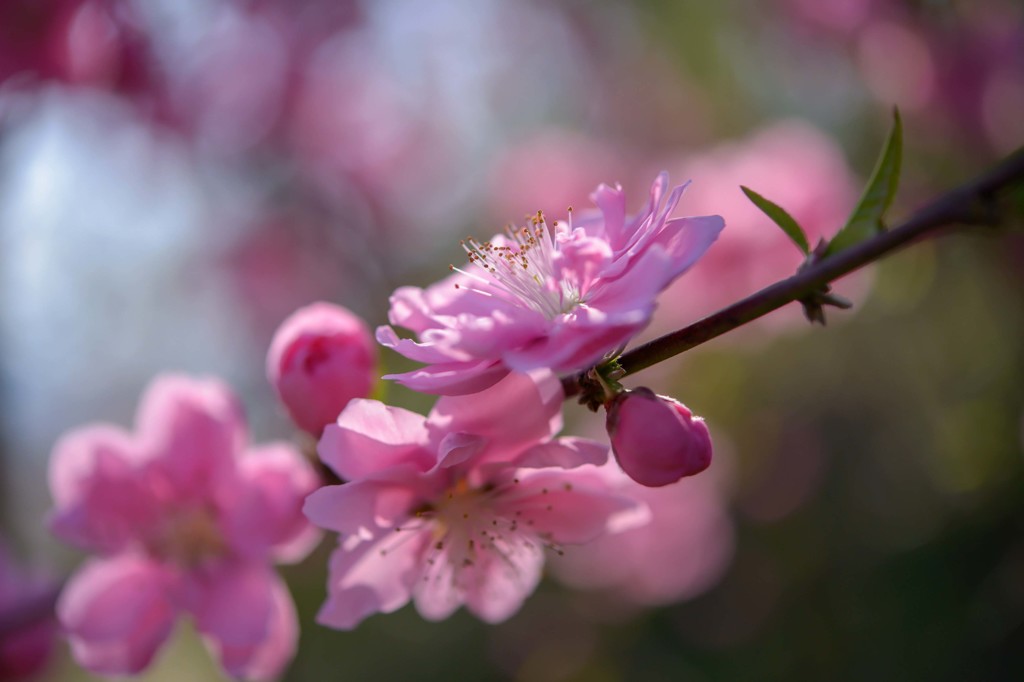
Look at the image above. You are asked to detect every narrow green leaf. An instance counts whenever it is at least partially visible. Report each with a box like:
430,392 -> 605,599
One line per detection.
741,185 -> 810,254
825,108 -> 903,256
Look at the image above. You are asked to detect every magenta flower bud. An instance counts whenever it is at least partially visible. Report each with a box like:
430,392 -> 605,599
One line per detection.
606,388 -> 712,487
267,302 -> 376,436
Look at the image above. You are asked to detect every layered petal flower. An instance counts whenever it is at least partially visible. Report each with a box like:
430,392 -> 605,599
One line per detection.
379,173 -> 724,394
48,375 -> 320,680
307,371 -> 643,628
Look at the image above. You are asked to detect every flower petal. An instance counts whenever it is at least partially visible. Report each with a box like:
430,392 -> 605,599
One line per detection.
316,532 -> 425,630
514,437 -> 608,470
47,426 -> 157,553
134,375 -> 246,493
428,370 -> 563,462
202,573 -> 299,681
58,555 -> 178,676
319,400 -> 433,480
220,443 -> 321,564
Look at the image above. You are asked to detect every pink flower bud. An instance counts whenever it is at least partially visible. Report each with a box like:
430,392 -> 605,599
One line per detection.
606,388 -> 712,487
267,302 -> 376,435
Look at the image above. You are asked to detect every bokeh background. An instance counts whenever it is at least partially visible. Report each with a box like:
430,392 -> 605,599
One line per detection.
1,0 -> 1023,680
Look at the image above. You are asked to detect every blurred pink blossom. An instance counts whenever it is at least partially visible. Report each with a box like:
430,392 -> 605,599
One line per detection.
48,375 -> 320,680
268,301 -> 377,437
486,129 -> 632,224
379,173 -> 724,394
305,370 -> 644,628
652,121 -> 859,331
606,388 -> 712,487
0,544 -> 56,680
550,460 -> 734,607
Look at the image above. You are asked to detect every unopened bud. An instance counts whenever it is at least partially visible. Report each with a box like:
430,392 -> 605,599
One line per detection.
267,302 -> 376,436
606,388 -> 712,487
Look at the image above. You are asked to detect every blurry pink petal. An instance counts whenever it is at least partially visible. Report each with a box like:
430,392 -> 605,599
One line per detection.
47,426 -> 157,553
221,443 -> 321,563
206,573 -> 298,682
58,554 -> 178,676
268,302 -> 377,436
190,562 -> 275,649
550,463 -> 734,606
134,375 -> 246,492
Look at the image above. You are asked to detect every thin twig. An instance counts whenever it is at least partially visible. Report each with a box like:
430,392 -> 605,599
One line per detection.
563,146 -> 1024,399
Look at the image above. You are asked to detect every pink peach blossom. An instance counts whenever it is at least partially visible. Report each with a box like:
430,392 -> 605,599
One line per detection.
48,375 -> 320,680
378,173 -> 725,394
549,461 -> 734,606
268,302 -> 377,436
304,370 -> 645,628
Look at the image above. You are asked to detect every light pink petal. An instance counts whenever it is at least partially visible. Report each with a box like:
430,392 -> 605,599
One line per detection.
189,562 -> 275,648
588,245 -> 676,314
316,532 -> 425,630
375,325 -> 467,363
428,370 -> 563,461
589,182 -> 627,247
462,534 -> 544,624
554,232 -> 613,299
653,214 -> 726,280
134,375 -> 246,493
304,477 -> 424,537
412,546 -> 462,622
220,443 -> 321,563
514,437 -> 608,469
318,400 -> 433,480
495,469 -> 642,545
203,573 -> 298,681
436,432 -> 487,469
382,359 -> 510,396
58,555 -> 178,676
502,314 -> 642,373
47,426 -> 157,553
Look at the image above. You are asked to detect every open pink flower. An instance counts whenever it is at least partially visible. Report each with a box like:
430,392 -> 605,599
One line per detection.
378,173 -> 724,394
48,375 -> 320,680
304,370 -> 644,628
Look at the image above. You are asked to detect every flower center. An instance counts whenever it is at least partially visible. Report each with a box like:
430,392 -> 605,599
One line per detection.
452,211 -> 582,320
148,506 -> 226,568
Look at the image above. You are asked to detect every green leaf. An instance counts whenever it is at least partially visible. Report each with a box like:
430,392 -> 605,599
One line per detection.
741,185 -> 810,254
825,108 -> 903,256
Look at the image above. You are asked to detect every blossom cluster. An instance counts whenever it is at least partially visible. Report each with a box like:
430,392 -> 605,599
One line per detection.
47,174 -> 728,679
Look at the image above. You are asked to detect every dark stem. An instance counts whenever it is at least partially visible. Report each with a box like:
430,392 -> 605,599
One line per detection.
563,146 -> 1024,398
